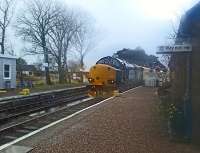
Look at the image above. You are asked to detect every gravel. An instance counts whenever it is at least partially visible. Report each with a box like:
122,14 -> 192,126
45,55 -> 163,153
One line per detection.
30,87 -> 199,153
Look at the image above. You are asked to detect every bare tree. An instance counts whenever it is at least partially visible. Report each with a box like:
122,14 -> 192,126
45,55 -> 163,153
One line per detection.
161,54 -> 171,68
0,0 -> 14,54
17,1 -> 95,84
62,11 -> 82,83
47,7 -> 68,83
16,0 -> 60,85
68,59 -> 80,72
46,7 -> 80,83
74,16 -> 96,82
168,20 -> 179,41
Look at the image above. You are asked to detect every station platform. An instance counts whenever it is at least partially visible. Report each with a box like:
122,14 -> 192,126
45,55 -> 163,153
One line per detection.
1,87 -> 199,153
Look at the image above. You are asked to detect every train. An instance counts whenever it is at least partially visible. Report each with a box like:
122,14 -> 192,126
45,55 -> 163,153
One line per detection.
87,56 -> 144,97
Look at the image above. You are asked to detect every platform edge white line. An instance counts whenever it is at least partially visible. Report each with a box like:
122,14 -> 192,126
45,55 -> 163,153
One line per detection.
0,86 -> 141,151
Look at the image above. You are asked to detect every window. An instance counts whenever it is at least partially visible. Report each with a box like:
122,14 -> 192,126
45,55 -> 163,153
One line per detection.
4,64 -> 11,79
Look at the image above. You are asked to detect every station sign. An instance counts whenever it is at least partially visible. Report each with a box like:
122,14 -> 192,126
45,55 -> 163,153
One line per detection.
157,44 -> 192,54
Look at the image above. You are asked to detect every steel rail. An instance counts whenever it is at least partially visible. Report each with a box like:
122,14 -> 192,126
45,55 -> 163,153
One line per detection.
0,87 -> 88,113
0,89 -> 88,123
0,97 -> 102,146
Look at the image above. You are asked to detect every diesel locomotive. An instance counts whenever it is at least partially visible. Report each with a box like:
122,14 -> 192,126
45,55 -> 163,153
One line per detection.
87,56 -> 144,97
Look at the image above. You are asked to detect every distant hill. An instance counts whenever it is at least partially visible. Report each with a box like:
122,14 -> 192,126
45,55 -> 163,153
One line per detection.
113,47 -> 166,71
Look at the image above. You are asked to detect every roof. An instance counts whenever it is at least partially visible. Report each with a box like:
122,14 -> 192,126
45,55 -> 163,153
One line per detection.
96,56 -> 124,69
17,65 -> 37,71
116,58 -> 139,68
96,56 -> 142,70
0,54 -> 17,59
177,2 -> 200,41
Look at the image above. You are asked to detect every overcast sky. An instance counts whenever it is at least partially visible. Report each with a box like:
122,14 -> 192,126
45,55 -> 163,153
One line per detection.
13,0 -> 199,69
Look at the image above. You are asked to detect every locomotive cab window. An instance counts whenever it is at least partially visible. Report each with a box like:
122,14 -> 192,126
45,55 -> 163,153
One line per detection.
4,64 -> 11,79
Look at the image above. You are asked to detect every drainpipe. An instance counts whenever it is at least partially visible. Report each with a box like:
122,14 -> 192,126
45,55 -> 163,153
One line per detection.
183,52 -> 192,140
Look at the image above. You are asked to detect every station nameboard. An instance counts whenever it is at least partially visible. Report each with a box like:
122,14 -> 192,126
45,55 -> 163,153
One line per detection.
157,44 -> 192,54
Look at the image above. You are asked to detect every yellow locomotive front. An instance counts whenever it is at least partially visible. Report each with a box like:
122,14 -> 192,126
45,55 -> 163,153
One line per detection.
88,64 -> 117,97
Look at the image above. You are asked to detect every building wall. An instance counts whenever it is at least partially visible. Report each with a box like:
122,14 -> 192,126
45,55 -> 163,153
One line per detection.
165,2 -> 200,143
0,57 -> 16,89
170,54 -> 187,105
170,40 -> 200,143
191,40 -> 200,143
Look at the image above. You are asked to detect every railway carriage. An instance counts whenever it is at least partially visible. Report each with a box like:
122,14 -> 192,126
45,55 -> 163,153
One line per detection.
87,56 -> 143,97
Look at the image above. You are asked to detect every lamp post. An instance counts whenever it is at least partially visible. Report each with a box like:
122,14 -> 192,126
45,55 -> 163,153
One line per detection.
157,44 -> 192,140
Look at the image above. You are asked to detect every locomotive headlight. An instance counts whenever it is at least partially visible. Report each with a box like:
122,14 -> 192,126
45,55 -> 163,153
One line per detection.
108,80 -> 115,84
88,78 -> 93,82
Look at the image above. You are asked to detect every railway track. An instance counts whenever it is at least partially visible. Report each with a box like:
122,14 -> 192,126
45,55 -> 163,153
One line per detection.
0,86 -> 104,147
0,97 -> 103,146
0,86 -> 138,148
0,87 -> 88,123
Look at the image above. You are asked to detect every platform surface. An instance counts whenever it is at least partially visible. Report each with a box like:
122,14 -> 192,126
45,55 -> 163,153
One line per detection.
12,87 -> 200,153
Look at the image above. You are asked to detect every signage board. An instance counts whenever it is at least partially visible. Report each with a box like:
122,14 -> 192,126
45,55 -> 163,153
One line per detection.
157,44 -> 192,54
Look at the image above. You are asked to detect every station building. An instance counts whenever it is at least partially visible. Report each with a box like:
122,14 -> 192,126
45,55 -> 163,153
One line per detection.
0,54 -> 16,89
169,2 -> 200,143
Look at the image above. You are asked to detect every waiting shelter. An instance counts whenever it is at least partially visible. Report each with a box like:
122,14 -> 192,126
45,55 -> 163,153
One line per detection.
0,54 -> 16,89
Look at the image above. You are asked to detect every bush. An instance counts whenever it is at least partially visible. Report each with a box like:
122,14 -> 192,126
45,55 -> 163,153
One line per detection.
158,96 -> 185,140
